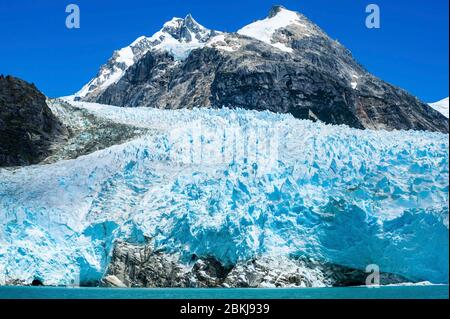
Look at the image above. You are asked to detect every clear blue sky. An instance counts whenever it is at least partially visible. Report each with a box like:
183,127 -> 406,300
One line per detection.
0,0 -> 448,102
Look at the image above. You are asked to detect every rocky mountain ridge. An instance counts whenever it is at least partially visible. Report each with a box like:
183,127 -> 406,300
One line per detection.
76,5 -> 449,133
75,14 -> 219,100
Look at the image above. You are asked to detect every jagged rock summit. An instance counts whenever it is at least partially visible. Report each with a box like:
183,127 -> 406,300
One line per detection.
162,14 -> 218,43
75,14 -> 219,100
75,6 -> 448,133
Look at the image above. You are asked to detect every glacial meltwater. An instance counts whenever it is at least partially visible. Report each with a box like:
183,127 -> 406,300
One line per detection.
0,286 -> 448,299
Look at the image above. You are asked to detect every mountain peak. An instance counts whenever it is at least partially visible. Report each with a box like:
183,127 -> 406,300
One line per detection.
268,5 -> 287,18
160,14 -> 213,43
75,14 -> 217,98
184,13 -> 195,24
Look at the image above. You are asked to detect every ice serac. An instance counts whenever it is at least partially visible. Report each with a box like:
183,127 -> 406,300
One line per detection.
82,5 -> 448,133
0,100 -> 448,286
75,14 -> 218,100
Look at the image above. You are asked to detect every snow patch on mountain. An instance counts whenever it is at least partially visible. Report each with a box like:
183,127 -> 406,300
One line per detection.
350,74 -> 359,90
206,34 -> 239,52
237,7 -> 310,52
75,44 -> 139,99
429,97 -> 449,118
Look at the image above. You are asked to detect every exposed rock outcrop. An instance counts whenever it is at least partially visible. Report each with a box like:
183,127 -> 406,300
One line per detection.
102,240 -> 408,288
0,75 -> 67,167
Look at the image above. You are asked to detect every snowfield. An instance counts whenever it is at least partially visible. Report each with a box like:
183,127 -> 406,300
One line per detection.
429,97 -> 449,118
0,100 -> 448,286
237,7 -> 319,53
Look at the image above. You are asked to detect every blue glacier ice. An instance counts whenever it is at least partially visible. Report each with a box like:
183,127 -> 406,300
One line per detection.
0,101 -> 448,286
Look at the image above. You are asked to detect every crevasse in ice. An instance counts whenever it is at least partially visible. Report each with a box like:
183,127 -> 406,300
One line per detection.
0,102 -> 448,285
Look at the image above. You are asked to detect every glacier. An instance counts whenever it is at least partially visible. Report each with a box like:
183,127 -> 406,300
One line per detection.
0,100 -> 448,286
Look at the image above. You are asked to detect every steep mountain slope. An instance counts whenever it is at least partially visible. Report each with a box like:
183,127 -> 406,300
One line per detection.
78,6 -> 449,133
0,100 -> 448,286
429,97 -> 449,118
0,76 -> 67,167
75,14 -> 219,100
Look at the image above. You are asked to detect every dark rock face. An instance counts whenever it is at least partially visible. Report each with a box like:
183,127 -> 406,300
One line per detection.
31,279 -> 44,286
85,7 -> 448,133
0,76 -> 66,167
102,240 -> 408,288
102,240 -> 231,288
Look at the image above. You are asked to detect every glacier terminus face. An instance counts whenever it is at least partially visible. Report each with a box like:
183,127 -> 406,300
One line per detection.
0,100 -> 448,286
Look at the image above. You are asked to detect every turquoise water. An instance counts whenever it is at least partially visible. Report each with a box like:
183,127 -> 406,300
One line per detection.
0,285 -> 448,299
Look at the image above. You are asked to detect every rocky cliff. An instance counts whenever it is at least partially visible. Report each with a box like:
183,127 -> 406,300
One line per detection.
0,75 -> 66,167
79,6 -> 449,133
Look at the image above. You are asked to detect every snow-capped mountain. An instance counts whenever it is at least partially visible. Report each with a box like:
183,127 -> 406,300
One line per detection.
74,6 -> 448,133
75,14 -> 218,100
429,97 -> 449,118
